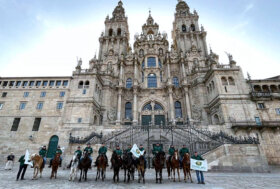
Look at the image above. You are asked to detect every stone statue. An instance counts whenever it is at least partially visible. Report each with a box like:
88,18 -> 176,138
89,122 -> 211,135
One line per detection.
107,108 -> 117,121
225,52 -> 233,62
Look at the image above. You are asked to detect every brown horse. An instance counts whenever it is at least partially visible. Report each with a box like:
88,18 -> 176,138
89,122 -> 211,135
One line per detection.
111,151 -> 122,183
182,153 -> 192,183
30,154 -> 44,179
123,152 -> 135,183
79,152 -> 91,182
170,150 -> 180,182
95,154 -> 107,181
153,151 -> 165,183
50,153 -> 60,179
136,155 -> 145,184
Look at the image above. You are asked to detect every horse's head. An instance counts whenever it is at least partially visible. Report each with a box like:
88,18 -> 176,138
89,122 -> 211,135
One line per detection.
55,153 -> 61,158
183,153 -> 190,160
174,150 -> 179,160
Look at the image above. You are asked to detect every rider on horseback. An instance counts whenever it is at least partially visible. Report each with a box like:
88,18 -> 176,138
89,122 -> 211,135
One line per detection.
139,144 -> 147,169
49,146 -> 62,168
168,145 -> 175,165
124,144 -> 132,154
39,145 -> 47,167
82,143 -> 93,167
152,143 -> 162,166
114,145 -> 123,156
179,145 -> 189,166
95,143 -> 108,167
67,146 -> 82,168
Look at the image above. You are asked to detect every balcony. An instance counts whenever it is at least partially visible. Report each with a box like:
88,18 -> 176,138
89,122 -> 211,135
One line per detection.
250,92 -> 272,100
231,120 -> 280,131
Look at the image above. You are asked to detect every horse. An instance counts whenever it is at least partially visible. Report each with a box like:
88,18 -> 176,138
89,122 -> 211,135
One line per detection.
136,155 -> 145,184
50,153 -> 60,179
111,151 -> 122,183
153,151 -> 165,183
122,152 -> 135,183
170,150 -> 180,182
69,153 -> 79,181
95,154 -> 107,181
30,154 -> 44,179
182,153 -> 193,183
78,152 -> 91,182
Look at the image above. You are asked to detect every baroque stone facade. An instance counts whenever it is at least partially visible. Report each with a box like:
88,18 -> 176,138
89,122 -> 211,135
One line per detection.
0,1 -> 280,169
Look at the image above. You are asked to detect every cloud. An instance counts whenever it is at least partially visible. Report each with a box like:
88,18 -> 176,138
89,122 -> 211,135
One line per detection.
242,3 -> 254,15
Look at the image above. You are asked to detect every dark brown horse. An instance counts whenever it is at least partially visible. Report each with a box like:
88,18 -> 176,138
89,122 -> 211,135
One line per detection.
171,150 -> 180,182
78,152 -> 91,182
122,152 -> 135,183
111,151 -> 122,183
182,153 -> 192,183
50,153 -> 60,179
136,155 -> 145,184
95,154 -> 107,181
153,151 -> 165,183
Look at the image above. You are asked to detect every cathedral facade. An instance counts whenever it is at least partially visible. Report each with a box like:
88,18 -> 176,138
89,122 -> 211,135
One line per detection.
1,1 -> 280,169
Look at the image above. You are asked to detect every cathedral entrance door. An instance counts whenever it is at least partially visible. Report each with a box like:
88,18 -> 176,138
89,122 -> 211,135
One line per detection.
155,115 -> 165,126
141,102 -> 165,126
142,115 -> 152,126
47,135 -> 59,158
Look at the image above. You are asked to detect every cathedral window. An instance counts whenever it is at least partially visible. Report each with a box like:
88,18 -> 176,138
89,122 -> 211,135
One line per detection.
11,118 -> 20,131
143,103 -> 152,111
36,102 -> 43,110
253,85 -> 262,92
175,101 -> 182,118
16,81 -> 21,87
228,77 -> 235,85
211,81 -> 215,89
2,92 -> 7,97
36,81 -> 41,87
19,102 -> 26,110
257,103 -> 265,109
148,73 -> 157,88
262,85 -> 269,92
109,28 -> 113,36
78,81 -> 84,89
40,92 -> 46,97
49,80 -> 55,87
78,118 -> 82,123
142,62 -> 145,69
160,72 -> 163,82
221,77 -> 228,86
29,81 -> 35,86
142,72 -> 144,82
63,80 -> 68,87
42,81 -> 48,87
159,48 -> 163,56
23,81 -> 28,87
139,49 -> 144,58
126,78 -> 133,89
117,28 -> 121,36
191,24 -> 195,31
56,80 -> 61,86
85,81 -> 90,88
173,77 -> 179,88
147,57 -> 156,67
270,85 -> 278,93
275,108 -> 280,115
9,81 -> 15,87
182,24 -> 187,32
0,103 -> 3,110
125,102 -> 132,120
83,89 -> 87,94
32,118 -> 41,131
56,102 -> 63,110
23,92 -> 29,98
59,91 -> 65,97
213,114 -> 220,124
154,103 -> 163,110
3,81 -> 8,87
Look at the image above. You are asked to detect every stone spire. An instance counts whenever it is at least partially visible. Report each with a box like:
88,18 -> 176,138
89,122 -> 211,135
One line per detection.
142,10 -> 159,35
175,0 -> 190,16
112,0 -> 125,20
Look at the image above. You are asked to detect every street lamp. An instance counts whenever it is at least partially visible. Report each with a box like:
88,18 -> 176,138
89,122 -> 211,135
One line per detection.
147,121 -> 151,169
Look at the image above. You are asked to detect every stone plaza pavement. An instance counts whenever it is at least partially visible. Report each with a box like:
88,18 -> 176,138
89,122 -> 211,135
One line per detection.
1,166 -> 280,189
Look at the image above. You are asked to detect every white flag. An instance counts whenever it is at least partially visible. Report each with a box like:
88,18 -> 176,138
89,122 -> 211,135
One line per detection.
130,144 -> 145,158
191,159 -> 208,172
24,149 -> 33,166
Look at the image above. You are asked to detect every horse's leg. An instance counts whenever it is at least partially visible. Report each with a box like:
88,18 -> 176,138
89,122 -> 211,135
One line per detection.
177,167 -> 180,182
156,170 -> 158,183
79,169 -> 82,182
143,169 -> 145,184
189,170 -> 193,183
40,167 -> 43,178
124,168 -> 126,182
96,168 -> 98,181
160,168 -> 162,184
85,169 -> 88,181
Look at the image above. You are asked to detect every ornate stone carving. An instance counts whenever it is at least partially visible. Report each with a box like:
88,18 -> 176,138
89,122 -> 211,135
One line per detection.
107,108 -> 117,121
192,104 -> 202,121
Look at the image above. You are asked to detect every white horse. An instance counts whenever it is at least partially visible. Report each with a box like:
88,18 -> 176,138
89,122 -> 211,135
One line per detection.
69,153 -> 79,181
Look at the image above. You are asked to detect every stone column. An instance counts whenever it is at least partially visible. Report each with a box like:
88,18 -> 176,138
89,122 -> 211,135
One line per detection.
116,88 -> 122,125
168,87 -> 175,125
133,88 -> 138,125
184,87 -> 192,119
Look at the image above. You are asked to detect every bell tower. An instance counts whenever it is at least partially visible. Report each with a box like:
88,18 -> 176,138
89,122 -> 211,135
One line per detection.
172,0 -> 208,57
98,1 -> 130,60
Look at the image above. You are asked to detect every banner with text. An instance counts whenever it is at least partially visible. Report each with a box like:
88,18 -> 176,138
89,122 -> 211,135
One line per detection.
191,159 -> 208,172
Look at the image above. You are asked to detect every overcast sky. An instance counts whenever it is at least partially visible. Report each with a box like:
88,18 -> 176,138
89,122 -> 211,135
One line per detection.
0,0 -> 279,79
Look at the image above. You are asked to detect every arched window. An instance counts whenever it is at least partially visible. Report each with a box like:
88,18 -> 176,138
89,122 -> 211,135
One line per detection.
213,114 -> 220,124
142,72 -> 144,82
211,81 -> 215,89
182,24 -> 187,32
221,77 -> 228,86
191,24 -> 195,31
139,49 -> 144,57
228,77 -> 235,85
126,78 -> 132,89
175,101 -> 182,118
85,80 -> 90,86
154,103 -> 163,110
160,72 -> 163,82
270,85 -> 278,93
262,85 -> 269,92
253,85 -> 262,92
78,81 -> 84,88
209,83 -> 212,91
147,57 -> 156,67
173,77 -> 179,88
125,102 -> 132,120
117,28 -> 121,36
109,29 -> 113,36
143,103 -> 152,111
148,74 -> 157,88
159,48 -> 163,56
207,86 -> 210,93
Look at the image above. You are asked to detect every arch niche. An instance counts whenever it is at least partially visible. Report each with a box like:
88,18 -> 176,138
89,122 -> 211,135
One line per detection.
47,135 -> 59,158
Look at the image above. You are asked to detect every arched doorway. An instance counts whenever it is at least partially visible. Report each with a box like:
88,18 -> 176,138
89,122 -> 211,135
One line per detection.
141,102 -> 165,126
47,135 -> 59,158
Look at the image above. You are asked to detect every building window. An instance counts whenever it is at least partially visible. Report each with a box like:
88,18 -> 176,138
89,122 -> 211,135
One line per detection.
78,81 -> 84,88
173,77 -> 179,87
56,80 -> 61,86
36,102 -> 43,110
175,101 -> 182,118
154,103 -> 163,110
147,57 -> 156,67
23,81 -> 28,87
3,81 -> 8,87
139,49 -> 144,58
40,92 -> 46,97
228,77 -> 235,85
125,102 -> 132,120
2,92 -> 7,97
143,103 -> 152,111
221,77 -> 228,86
257,103 -> 265,109
142,62 -> 145,69
23,92 -> 29,97
16,81 -> 21,87
49,80 -> 55,86
63,80 -> 68,86
78,118 -> 82,123
9,81 -> 15,87
126,78 -> 133,89
275,108 -> 280,115
19,102 -> 26,110
29,81 -> 35,86
11,118 -> 21,131
32,118 -> 41,131
182,24 -> 187,32
43,81 -> 48,87
109,28 -> 113,36
191,24 -> 195,31
83,89 -> 87,94
148,73 -> 157,88
57,102 -> 63,110
142,72 -> 144,82
117,28 -> 121,36
59,91 -> 65,97
0,103 -> 3,110
36,81 -> 41,87
213,114 -> 220,124
160,72 -> 163,82
255,117 -> 262,126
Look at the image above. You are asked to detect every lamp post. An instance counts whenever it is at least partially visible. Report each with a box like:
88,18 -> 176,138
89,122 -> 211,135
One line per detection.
147,121 -> 151,169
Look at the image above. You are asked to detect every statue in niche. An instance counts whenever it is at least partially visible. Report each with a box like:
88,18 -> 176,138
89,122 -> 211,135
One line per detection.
76,58 -> 82,70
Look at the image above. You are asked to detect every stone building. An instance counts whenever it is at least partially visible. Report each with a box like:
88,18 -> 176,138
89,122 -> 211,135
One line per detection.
0,1 -> 280,171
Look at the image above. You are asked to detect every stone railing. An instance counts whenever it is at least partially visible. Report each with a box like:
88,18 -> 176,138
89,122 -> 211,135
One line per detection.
251,92 -> 272,98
